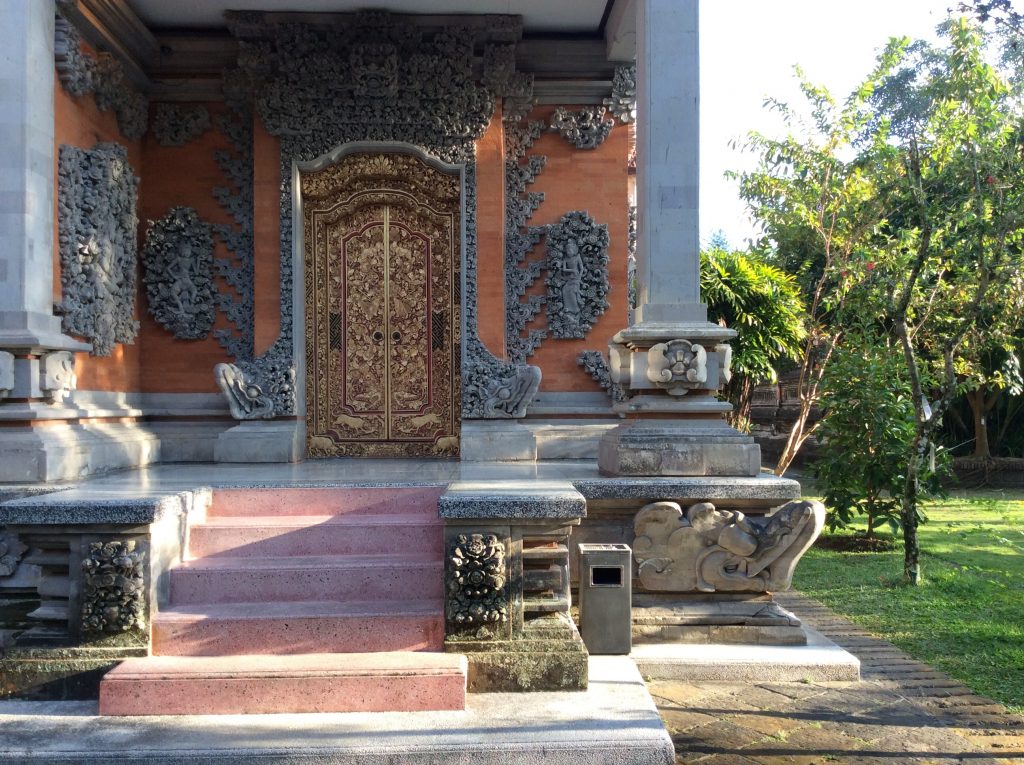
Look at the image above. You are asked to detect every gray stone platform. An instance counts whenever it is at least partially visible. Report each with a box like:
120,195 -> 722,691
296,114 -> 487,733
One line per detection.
0,656 -> 674,764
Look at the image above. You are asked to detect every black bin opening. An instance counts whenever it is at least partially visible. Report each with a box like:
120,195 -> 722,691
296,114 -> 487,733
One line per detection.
590,565 -> 623,587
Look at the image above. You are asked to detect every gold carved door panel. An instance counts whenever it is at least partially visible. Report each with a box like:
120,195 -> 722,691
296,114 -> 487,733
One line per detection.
303,153 -> 460,458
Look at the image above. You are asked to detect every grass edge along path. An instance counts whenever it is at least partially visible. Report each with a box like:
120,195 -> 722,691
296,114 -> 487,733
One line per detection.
792,495 -> 1024,714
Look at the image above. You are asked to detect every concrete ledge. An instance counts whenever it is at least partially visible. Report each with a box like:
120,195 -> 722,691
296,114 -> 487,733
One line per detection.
439,479 -> 586,519
631,627 -> 860,683
0,656 -> 674,764
0,489 -> 199,525
572,474 -> 801,502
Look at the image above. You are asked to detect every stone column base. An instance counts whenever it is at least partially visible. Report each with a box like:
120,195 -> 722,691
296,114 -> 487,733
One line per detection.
459,421 -> 538,462
446,613 -> 588,692
598,419 -> 761,476
631,594 -> 807,646
214,420 -> 305,463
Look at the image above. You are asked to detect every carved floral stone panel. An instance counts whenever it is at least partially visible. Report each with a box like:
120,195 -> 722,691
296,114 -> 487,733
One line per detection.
57,143 -> 140,357
141,207 -> 217,340
545,211 -> 610,339
550,107 -> 615,150
446,532 -> 509,629
151,104 -> 212,147
633,500 -> 825,593
80,539 -> 146,635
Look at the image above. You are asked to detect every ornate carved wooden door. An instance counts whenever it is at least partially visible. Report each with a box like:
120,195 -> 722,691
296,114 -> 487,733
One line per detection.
303,153 -> 460,457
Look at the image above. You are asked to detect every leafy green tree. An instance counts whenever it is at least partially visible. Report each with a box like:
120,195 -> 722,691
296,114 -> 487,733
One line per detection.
815,330 -> 946,538
701,247 -> 806,426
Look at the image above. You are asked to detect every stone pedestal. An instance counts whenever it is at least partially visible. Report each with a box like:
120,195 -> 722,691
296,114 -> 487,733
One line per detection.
439,481 -> 589,691
214,420 -> 305,463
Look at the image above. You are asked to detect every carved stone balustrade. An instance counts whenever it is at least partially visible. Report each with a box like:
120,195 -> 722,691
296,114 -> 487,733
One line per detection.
439,480 -> 588,692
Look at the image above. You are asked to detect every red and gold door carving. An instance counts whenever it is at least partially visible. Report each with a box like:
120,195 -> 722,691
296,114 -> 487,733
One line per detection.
303,153 -> 460,457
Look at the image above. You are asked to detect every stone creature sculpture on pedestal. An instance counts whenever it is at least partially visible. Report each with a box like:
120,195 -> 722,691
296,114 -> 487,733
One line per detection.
633,499 -> 824,593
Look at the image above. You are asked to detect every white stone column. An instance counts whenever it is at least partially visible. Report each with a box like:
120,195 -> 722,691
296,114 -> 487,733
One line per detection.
598,0 -> 760,476
0,0 -> 86,353
634,0 -> 704,324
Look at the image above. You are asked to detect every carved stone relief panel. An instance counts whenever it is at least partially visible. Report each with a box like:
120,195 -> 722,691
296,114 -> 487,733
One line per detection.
80,539 -> 147,635
151,103 -> 212,147
0,532 -> 27,577
446,532 -> 510,632
577,351 -> 627,403
550,107 -> 615,150
53,16 -> 149,140
604,64 -> 637,124
545,211 -> 610,339
141,207 -> 217,340
633,500 -> 825,593
56,143 -> 140,357
224,11 -> 541,419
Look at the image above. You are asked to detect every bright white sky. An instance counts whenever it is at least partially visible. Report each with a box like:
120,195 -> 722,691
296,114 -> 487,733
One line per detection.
700,0 -> 952,249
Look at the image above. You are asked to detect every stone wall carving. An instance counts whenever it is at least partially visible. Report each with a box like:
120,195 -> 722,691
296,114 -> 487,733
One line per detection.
604,64 -> 637,124
577,351 -> 627,403
627,205 -> 637,323
504,119 -> 549,362
53,16 -> 148,140
226,10 -> 540,419
0,352 -> 13,401
141,207 -> 217,340
80,540 -> 146,634
40,351 -> 77,405
446,533 -> 509,627
213,346 -> 295,420
211,105 -> 256,361
56,143 -> 140,356
546,211 -> 610,339
647,339 -> 708,393
633,500 -> 825,593
0,532 -> 27,577
550,107 -> 615,150
151,103 -> 212,147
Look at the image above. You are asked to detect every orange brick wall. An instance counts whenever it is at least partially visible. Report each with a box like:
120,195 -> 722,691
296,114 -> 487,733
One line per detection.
509,106 -> 630,393
54,57 -> 143,393
474,107 -> 507,358
252,118 -> 282,356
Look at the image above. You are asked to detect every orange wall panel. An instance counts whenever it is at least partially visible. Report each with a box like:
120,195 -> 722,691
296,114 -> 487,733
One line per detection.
474,106 -> 507,359
137,103 -> 245,394
54,62 -> 143,393
510,106 -> 630,393
253,117 -> 282,356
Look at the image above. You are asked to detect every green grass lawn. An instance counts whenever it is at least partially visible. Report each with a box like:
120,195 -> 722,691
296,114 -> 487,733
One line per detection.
793,488 -> 1024,713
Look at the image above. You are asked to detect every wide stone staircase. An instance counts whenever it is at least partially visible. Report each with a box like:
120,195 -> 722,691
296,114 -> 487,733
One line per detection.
99,486 -> 467,715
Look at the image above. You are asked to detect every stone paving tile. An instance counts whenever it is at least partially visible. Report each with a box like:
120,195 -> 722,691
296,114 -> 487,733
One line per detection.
653,591 -> 1024,765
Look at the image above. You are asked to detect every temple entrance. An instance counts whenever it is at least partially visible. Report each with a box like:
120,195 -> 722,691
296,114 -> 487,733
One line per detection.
302,151 -> 461,458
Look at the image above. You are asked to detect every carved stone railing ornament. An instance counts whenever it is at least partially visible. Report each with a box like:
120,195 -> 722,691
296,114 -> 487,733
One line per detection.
214,361 -> 277,420
80,540 -> 147,634
0,532 -> 27,577
141,207 -> 216,340
0,351 -> 13,402
545,211 -> 610,339
446,533 -> 509,627
151,103 -> 212,147
40,351 -> 77,405
57,143 -> 140,357
550,106 -> 615,150
604,64 -> 637,124
53,16 -> 148,140
224,10 -> 540,419
633,500 -> 825,593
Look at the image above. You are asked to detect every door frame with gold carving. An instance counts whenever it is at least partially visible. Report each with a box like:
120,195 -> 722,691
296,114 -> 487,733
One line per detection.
293,143 -> 464,458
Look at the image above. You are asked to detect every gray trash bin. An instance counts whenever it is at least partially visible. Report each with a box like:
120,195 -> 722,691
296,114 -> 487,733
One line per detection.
577,543 -> 632,655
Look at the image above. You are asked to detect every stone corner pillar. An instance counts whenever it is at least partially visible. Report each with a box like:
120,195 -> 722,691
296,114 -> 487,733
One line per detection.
597,0 -> 759,477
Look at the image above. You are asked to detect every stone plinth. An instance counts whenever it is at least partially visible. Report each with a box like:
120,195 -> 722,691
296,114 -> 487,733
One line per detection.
598,419 -> 760,477
439,480 -> 589,691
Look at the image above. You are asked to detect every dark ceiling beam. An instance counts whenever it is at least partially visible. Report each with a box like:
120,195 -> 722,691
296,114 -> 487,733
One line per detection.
58,0 -> 159,89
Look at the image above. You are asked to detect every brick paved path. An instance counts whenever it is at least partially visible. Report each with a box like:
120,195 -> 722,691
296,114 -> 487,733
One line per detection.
649,592 -> 1024,765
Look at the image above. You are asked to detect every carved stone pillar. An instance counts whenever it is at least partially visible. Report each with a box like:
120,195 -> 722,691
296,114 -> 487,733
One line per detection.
598,0 -> 759,476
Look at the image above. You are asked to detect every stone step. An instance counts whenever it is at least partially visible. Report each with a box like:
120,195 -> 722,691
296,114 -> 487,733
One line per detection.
170,553 -> 443,604
210,486 -> 444,518
152,599 -> 444,656
99,652 -> 467,716
187,514 -> 443,558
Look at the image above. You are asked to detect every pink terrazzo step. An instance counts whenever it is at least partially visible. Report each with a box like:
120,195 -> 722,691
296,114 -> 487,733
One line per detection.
152,599 -> 444,656
99,651 -> 467,716
170,553 -> 443,604
210,486 -> 444,518
186,514 -> 442,558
